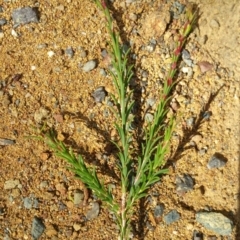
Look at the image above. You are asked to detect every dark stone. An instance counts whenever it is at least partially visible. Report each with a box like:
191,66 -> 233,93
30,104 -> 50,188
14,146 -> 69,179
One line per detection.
207,153 -> 227,169
31,217 -> 45,240
176,174 -> 194,193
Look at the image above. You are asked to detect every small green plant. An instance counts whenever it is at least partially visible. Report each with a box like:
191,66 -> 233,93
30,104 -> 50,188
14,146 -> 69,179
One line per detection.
37,1 -> 196,239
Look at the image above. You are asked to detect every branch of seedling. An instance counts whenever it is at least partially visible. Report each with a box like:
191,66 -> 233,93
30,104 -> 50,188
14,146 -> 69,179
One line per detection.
36,1 -> 197,239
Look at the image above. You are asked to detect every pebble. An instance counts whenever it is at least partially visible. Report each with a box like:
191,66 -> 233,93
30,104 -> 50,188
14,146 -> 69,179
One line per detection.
82,60 -> 97,72
31,217 -> 45,240
202,111 -> 212,120
186,117 -> 195,127
4,179 -> 20,190
65,47 -> 74,58
23,195 -> 39,209
198,61 -> 213,73
73,190 -> 84,205
154,204 -> 164,218
164,210 -> 180,224
196,212 -> 233,236
171,1 -> 185,19
182,49 -> 193,67
0,18 -> 7,26
0,138 -> 15,146
145,112 -> 154,122
146,98 -> 156,107
176,174 -> 194,193
210,19 -> 220,28
207,153 -> 227,169
12,7 -> 39,26
99,68 -> 107,77
92,86 -> 107,103
86,202 -> 100,220
73,223 -> 81,231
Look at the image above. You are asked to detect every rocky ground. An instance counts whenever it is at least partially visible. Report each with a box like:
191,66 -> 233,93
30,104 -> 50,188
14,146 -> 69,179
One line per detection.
0,0 -> 239,239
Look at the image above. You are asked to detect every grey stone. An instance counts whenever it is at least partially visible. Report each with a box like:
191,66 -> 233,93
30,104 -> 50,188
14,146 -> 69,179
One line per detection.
176,174 -> 194,193
196,212 -> 233,236
207,153 -> 227,169
65,47 -> 74,58
0,18 -> 7,26
154,204 -> 164,217
31,217 -> 45,240
92,86 -> 107,103
164,210 -> 180,224
99,68 -> 107,77
23,196 -> 39,209
86,202 -> 100,220
12,7 -> 39,25
82,60 -> 97,72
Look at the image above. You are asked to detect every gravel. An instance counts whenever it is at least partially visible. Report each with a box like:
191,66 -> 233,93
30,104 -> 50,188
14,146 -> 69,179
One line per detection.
12,7 -> 39,26
0,18 -> 7,26
31,217 -> 46,240
176,174 -> 195,194
196,212 -> 233,236
153,204 -> 164,218
65,47 -> 74,58
207,153 -> 227,169
164,210 -> 180,224
82,60 -> 97,72
73,190 -> 84,205
86,202 -> 100,220
4,179 -> 20,190
92,86 -> 107,103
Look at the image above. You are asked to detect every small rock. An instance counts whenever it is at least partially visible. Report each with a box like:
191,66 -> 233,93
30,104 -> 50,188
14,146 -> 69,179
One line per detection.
210,19 -> 220,28
34,107 -> 49,123
146,98 -> 156,107
73,223 -> 81,231
176,174 -> 194,193
4,179 -> 20,190
182,49 -> 193,67
164,210 -> 180,224
23,197 -> 33,209
0,18 -> 7,26
58,201 -> 67,211
12,7 -> 39,25
99,68 -> 107,77
145,112 -> 154,122
23,196 -> 39,209
186,117 -> 195,127
86,202 -> 100,220
198,61 -> 213,73
65,47 -> 74,58
154,204 -> 164,218
31,217 -> 45,240
0,138 -> 15,146
202,111 -> 212,120
73,190 -> 84,205
82,60 -> 97,72
207,153 -> 227,169
196,212 -> 233,236
171,1 -> 185,19
92,86 -> 107,103
47,50 -> 55,58
39,181 -> 49,189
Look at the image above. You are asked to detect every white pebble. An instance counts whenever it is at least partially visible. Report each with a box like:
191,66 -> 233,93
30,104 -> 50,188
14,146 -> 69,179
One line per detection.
47,51 -> 55,58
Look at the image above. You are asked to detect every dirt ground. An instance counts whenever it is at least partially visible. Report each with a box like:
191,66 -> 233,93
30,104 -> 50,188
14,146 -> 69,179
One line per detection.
0,0 -> 239,239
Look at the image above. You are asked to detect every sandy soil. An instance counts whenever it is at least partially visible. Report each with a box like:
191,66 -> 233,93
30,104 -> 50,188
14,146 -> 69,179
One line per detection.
0,0 -> 239,239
